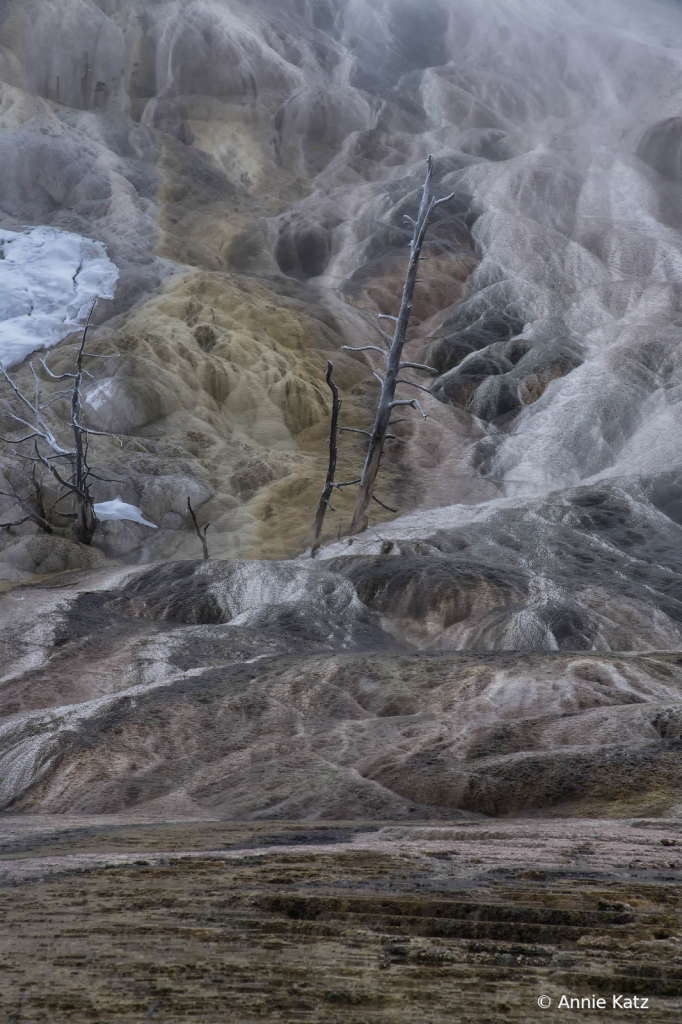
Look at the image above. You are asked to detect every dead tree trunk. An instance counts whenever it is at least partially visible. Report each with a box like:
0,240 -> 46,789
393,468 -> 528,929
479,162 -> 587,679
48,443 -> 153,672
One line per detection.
311,362 -> 342,557
70,304 -> 98,543
348,156 -> 453,535
187,497 -> 210,559
310,361 -> 363,556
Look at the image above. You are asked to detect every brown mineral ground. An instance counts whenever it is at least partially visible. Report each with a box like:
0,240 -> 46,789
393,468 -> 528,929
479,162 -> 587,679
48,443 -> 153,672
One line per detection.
1,815 -> 681,1023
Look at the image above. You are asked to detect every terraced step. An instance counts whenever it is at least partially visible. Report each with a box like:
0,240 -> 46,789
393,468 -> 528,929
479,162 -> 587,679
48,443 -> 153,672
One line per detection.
1,817 -> 681,1022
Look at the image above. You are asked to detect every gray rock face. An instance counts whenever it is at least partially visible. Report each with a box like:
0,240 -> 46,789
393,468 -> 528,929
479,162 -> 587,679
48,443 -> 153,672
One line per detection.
1,544 -> 682,819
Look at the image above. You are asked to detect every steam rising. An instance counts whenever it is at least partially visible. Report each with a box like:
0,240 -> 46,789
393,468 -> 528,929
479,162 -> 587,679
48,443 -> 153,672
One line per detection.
324,0 -> 682,496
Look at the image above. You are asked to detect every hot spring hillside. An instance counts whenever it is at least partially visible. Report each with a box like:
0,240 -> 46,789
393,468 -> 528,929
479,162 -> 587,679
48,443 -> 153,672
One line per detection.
2,0 -> 682,820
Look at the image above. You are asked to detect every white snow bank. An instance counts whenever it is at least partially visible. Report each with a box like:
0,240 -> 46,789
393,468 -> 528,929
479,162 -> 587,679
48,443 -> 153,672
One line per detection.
93,497 -> 157,528
0,226 -> 119,368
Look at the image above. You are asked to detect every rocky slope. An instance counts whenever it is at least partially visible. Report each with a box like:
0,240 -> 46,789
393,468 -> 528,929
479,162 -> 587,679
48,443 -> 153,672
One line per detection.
0,0 -> 488,570
2,556 -> 682,818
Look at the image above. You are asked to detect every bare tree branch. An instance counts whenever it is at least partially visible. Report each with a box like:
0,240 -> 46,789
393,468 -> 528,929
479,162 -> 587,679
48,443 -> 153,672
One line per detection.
0,513 -> 34,529
82,427 -> 123,446
372,495 -> 398,513
342,346 -> 388,358
339,427 -> 396,440
330,478 -> 361,490
400,362 -> 439,374
389,398 -> 427,419
0,365 -> 70,455
36,449 -> 83,495
0,468 -> 53,534
40,356 -> 75,380
30,363 -> 40,411
85,470 -> 126,484
396,377 -> 433,394
39,397 -> 70,410
0,431 -> 42,444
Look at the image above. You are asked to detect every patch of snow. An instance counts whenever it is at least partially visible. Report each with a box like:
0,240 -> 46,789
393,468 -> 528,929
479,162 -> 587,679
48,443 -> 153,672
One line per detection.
85,379 -> 114,410
93,496 -> 157,528
0,226 -> 119,368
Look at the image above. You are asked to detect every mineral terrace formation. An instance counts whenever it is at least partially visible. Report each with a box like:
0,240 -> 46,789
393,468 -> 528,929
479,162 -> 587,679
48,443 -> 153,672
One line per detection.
2,0 -> 682,821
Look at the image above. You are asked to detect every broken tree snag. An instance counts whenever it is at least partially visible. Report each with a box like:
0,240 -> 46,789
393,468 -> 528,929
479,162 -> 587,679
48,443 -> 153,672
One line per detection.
187,497 -> 210,560
311,361 -> 342,557
349,155 -> 453,535
311,361 -> 362,556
